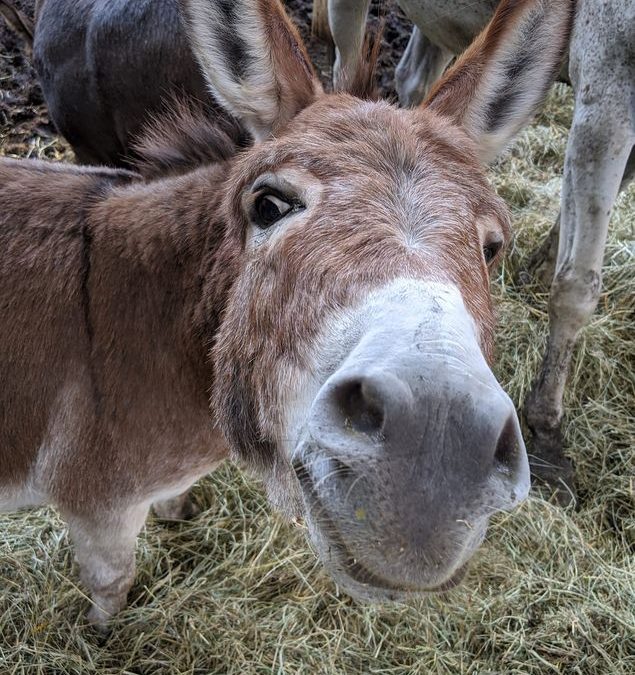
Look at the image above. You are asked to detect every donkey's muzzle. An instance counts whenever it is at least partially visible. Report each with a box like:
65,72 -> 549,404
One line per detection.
308,365 -> 528,512
292,281 -> 530,598
297,366 -> 529,596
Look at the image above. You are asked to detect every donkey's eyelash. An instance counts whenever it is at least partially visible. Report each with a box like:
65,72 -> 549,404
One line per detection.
248,191 -> 306,240
251,184 -> 302,206
249,189 -> 305,218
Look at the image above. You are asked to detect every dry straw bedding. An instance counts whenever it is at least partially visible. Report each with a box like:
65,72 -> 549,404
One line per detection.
0,32 -> 634,675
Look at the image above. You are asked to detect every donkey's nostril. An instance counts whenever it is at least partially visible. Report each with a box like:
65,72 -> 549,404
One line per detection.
334,378 -> 385,436
494,414 -> 522,476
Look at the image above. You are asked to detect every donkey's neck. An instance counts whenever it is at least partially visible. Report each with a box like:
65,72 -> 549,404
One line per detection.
88,164 -> 238,383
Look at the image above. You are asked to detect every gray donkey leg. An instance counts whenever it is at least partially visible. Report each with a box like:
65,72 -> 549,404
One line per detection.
524,5 -> 634,500
519,151 -> 633,288
329,0 -> 371,90
396,27 -> 453,107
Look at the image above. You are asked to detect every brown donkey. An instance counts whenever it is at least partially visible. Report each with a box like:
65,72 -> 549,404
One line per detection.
0,0 -> 573,626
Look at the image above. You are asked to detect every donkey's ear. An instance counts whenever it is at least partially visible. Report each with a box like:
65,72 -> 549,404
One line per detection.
183,0 -> 323,141
424,0 -> 574,163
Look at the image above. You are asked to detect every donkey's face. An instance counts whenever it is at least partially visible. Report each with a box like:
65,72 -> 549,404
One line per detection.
184,0 -> 573,599
215,98 -> 518,596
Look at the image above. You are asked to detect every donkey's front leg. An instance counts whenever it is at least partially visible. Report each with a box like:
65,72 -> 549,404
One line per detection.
67,504 -> 149,628
396,27 -> 453,107
518,150 -> 634,288
329,0 -> 371,90
524,71 -> 634,500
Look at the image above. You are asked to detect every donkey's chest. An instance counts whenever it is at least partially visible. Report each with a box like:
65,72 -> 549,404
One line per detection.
1,373 -> 225,512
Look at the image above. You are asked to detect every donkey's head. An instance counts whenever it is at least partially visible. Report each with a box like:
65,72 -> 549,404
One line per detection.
184,0 -> 573,599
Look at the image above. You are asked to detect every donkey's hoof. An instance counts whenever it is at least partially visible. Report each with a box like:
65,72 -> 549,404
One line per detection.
86,604 -> 114,636
524,388 -> 576,506
525,415 -> 576,506
530,455 -> 576,507
153,493 -> 201,521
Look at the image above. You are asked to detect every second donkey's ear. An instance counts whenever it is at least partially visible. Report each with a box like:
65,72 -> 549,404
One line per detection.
183,0 -> 323,141
424,0 -> 574,163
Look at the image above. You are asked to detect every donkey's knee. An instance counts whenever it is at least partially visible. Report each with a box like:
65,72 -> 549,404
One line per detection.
549,265 -> 602,333
395,29 -> 452,107
524,266 -> 602,434
82,558 -> 136,628
68,505 -> 148,627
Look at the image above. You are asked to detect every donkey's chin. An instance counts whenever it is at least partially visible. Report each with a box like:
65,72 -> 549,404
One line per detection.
319,546 -> 473,604
300,492 -> 488,603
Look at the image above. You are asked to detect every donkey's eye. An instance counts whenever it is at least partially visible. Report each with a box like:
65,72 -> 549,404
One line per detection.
254,194 -> 293,229
483,240 -> 503,265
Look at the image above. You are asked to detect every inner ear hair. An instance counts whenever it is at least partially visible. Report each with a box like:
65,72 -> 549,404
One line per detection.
424,0 -> 575,163
183,0 -> 322,141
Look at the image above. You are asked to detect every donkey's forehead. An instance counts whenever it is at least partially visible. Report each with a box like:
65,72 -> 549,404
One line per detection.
238,95 -> 489,195
288,95 -> 482,170
228,95 -> 506,238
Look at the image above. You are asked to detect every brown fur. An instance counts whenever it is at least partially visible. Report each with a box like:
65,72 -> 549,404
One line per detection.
132,99 -> 248,180
212,97 -> 509,473
0,94 -> 503,497
0,0 -> 568,624
262,0 -> 317,100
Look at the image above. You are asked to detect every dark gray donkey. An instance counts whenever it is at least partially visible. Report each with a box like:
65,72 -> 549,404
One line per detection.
1,0 -> 220,166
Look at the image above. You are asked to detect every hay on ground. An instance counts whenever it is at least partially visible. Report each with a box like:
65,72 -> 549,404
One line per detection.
1,78 -> 634,675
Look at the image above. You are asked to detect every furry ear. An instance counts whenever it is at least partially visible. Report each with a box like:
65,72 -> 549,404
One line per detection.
424,0 -> 574,163
182,0 -> 323,141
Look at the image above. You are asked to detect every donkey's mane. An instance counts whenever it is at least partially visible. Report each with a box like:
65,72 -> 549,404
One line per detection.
132,98 -> 249,179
